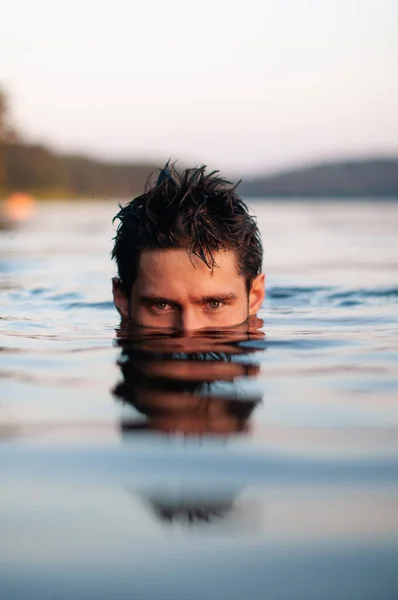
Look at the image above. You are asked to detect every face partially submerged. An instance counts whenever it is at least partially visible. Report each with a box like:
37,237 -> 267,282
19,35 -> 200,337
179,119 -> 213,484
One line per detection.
113,248 -> 265,331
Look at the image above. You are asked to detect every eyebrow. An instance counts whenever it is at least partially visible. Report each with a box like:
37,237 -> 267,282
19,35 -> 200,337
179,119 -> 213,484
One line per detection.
139,293 -> 238,306
139,295 -> 176,306
200,293 -> 238,303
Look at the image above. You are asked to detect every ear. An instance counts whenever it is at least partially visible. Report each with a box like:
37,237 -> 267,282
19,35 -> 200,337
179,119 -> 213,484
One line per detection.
112,278 -> 130,320
248,273 -> 265,315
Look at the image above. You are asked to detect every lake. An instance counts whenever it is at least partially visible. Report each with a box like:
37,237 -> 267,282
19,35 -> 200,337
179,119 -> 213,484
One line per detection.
1,199 -> 398,599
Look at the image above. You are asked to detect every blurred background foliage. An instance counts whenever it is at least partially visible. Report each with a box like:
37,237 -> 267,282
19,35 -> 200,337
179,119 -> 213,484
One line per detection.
1,84 -> 397,199
0,86 -> 155,198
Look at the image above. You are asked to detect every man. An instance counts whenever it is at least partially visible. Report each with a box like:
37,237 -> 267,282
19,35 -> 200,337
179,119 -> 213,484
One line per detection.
112,163 -> 264,330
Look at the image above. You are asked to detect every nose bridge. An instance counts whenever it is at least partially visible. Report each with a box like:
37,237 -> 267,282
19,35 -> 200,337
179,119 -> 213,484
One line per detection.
178,306 -> 201,332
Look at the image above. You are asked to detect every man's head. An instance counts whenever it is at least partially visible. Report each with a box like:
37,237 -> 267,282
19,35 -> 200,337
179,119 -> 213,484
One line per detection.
112,163 -> 264,330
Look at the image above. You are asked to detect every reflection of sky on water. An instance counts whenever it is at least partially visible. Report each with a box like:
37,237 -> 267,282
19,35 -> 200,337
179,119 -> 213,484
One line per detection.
2,481 -> 398,556
2,472 -> 398,599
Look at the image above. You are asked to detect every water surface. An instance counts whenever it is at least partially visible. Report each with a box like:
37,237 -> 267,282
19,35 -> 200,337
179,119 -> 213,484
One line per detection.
1,199 -> 398,599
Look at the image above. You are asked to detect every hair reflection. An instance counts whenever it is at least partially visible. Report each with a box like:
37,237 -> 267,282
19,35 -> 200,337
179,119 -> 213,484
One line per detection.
113,324 -> 265,526
148,498 -> 234,525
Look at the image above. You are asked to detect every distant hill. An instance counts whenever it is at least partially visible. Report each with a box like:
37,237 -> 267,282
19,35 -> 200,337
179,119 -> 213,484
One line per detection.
1,140 -> 398,199
239,158 -> 398,197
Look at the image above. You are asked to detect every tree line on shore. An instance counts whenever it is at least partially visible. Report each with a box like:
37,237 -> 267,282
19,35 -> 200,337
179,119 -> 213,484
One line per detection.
0,87 -> 156,198
2,141 -> 156,198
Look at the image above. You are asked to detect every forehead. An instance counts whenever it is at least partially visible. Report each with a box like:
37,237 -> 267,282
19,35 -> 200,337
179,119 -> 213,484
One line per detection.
134,248 -> 245,296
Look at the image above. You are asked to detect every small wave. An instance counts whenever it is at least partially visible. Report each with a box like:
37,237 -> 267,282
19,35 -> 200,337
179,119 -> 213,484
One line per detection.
64,301 -> 114,310
338,300 -> 362,307
267,286 -> 331,299
329,287 -> 398,300
267,285 -> 398,308
262,338 -> 348,350
49,292 -> 82,301
30,287 -> 54,296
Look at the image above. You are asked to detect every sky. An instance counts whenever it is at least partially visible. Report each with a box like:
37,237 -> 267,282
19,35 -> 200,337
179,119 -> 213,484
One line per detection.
1,0 -> 397,174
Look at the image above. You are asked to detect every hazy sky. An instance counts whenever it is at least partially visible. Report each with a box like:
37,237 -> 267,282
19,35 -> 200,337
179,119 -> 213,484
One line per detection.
1,0 -> 397,174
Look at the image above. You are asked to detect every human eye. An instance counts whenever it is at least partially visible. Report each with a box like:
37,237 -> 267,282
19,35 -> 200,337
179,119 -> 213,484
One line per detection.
151,301 -> 172,312
206,298 -> 224,310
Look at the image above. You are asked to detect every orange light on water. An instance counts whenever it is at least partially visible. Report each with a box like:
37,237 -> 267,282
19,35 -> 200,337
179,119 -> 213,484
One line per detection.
4,192 -> 37,222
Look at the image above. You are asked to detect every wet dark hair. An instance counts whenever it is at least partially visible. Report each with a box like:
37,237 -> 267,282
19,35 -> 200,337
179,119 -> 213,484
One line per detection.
111,162 -> 263,296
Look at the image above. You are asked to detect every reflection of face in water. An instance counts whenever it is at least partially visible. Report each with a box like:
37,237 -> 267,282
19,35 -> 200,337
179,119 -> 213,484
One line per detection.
112,322 -> 266,525
113,321 -> 265,436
